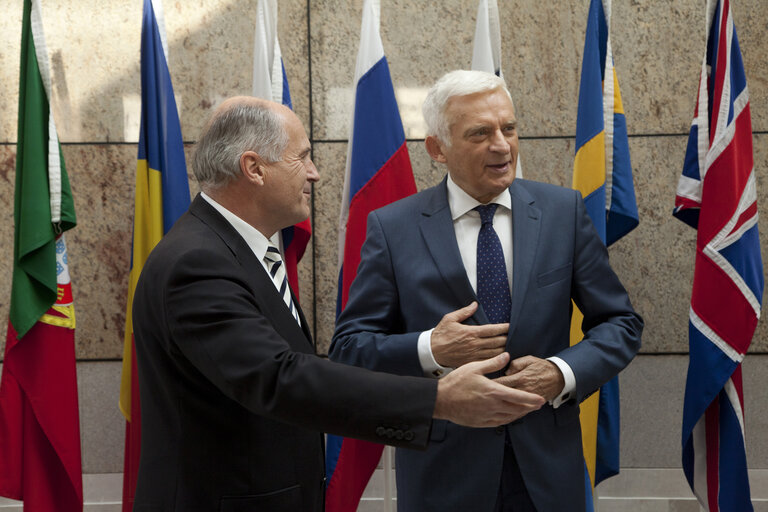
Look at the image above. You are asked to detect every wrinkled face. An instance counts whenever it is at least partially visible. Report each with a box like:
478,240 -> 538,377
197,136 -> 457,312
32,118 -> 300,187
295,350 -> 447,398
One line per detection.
428,88 -> 518,203
263,113 -> 319,227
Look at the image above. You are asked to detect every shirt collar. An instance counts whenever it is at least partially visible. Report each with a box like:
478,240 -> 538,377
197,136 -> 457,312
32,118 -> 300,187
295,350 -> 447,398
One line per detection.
200,191 -> 275,261
446,174 -> 512,221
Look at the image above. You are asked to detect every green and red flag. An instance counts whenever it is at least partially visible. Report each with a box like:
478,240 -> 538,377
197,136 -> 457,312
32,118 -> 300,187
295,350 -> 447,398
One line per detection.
0,1 -> 82,511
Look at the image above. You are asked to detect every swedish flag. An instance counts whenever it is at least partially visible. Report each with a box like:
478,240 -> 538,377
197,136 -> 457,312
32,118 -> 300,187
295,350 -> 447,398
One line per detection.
572,0 -> 639,500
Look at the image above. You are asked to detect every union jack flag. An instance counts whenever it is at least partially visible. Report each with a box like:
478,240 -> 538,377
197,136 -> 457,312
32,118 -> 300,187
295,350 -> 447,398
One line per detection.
674,1 -> 763,510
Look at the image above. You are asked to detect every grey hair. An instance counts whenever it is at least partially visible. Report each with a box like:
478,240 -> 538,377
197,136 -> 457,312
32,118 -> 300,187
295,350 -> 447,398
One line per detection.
192,102 -> 289,189
422,70 -> 512,146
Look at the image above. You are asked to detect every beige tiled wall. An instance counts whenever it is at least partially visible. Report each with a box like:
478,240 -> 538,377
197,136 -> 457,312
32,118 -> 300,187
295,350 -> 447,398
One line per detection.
1,2 -> 767,361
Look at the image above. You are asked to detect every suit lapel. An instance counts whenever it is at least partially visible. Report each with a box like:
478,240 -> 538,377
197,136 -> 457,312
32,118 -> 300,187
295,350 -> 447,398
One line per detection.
419,179 -> 486,324
509,180 -> 541,334
189,195 -> 314,348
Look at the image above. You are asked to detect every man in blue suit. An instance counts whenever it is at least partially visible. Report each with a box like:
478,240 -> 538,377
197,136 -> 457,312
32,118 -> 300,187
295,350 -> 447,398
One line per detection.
329,70 -> 643,512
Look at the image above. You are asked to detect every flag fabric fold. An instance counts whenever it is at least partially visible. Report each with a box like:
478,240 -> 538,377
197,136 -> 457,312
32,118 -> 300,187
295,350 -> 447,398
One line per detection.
119,1 -> 191,509
572,0 -> 639,497
325,0 -> 416,510
674,1 -> 762,510
470,0 -> 523,178
252,0 -> 311,298
0,1 -> 82,510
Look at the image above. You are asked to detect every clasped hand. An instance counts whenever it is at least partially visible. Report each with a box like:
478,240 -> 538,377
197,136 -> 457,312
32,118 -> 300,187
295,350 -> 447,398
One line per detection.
431,302 -> 566,403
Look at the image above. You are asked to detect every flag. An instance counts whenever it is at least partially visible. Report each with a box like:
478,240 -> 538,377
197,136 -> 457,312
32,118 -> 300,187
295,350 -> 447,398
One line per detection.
0,1 -> 82,510
572,0 -> 639,499
674,1 -> 762,509
251,0 -> 311,298
325,0 -> 417,509
119,1 -> 190,509
470,0 -> 523,178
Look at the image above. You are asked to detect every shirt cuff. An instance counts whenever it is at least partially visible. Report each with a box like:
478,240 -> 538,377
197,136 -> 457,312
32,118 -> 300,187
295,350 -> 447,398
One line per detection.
417,329 -> 453,378
546,356 -> 576,408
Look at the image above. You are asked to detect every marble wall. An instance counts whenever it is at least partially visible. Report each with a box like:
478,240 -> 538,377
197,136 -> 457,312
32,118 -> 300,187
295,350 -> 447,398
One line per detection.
1,0 -> 768,473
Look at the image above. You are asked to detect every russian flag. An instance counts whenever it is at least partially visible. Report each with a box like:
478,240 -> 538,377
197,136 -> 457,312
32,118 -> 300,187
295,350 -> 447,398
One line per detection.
119,1 -> 190,509
252,0 -> 310,297
572,0 -> 639,501
325,0 -> 416,510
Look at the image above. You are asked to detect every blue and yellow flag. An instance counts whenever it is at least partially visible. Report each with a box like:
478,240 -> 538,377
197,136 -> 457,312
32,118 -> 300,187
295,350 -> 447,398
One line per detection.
572,0 -> 639,498
119,0 -> 190,509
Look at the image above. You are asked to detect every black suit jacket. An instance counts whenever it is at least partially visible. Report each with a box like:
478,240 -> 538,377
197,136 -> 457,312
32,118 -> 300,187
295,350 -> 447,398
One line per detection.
132,195 -> 436,511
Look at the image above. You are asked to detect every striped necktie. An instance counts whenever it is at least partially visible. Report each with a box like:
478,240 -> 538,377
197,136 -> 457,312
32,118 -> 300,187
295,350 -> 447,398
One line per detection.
264,244 -> 301,325
474,204 -> 511,324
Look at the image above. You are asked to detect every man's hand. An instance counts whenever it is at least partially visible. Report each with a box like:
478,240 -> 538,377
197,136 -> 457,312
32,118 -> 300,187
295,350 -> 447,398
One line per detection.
500,356 -> 565,402
431,302 -> 508,368
433,352 -> 545,427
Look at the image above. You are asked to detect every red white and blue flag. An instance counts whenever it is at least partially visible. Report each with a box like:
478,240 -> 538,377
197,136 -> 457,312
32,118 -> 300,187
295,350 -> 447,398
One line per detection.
674,1 -> 763,510
252,0 -> 310,297
325,0 -> 416,509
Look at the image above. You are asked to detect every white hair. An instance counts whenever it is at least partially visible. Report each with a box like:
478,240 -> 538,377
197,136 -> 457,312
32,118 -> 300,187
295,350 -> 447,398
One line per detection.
422,70 -> 513,146
192,102 -> 289,189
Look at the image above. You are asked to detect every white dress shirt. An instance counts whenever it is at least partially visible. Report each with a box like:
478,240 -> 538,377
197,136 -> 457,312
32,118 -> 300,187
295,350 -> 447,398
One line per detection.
200,191 -> 280,292
416,176 -> 575,407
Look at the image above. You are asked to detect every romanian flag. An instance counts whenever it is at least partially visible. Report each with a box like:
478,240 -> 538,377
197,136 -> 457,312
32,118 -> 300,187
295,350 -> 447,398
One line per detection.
119,0 -> 190,509
251,0 -> 311,298
0,1 -> 81,510
674,1 -> 762,509
324,0 -> 416,510
572,0 -> 639,498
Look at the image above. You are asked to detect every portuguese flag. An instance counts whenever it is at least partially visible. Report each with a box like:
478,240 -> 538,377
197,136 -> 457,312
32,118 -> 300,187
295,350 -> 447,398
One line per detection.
0,1 -> 82,510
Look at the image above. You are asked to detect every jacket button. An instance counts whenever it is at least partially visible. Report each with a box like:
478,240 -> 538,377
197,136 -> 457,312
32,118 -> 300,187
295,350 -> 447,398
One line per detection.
404,431 -> 414,441
385,428 -> 394,438
376,427 -> 386,437
395,430 -> 404,440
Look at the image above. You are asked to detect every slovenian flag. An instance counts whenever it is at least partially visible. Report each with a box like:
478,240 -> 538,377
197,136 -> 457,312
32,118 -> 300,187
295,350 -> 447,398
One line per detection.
252,0 -> 310,297
324,0 -> 416,510
674,1 -> 762,510
119,1 -> 191,510
572,0 -> 639,500
0,1 -> 81,510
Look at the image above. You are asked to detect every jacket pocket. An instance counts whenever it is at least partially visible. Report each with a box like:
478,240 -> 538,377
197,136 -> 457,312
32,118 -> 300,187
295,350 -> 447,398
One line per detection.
220,484 -> 301,512
537,263 -> 572,288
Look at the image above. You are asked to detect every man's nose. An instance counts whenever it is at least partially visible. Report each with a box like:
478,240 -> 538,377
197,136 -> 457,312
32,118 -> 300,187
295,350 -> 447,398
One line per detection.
306,159 -> 320,182
489,129 -> 510,153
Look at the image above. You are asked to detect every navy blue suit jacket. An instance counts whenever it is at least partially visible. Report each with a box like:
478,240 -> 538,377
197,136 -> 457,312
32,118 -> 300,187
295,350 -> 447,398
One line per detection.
330,178 -> 643,511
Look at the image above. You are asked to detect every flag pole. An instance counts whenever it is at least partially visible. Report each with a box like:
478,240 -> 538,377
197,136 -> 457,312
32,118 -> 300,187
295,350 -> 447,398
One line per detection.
383,445 -> 394,511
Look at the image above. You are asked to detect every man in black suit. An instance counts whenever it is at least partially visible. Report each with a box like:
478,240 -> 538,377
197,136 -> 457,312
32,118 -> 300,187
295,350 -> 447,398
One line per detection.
131,96 -> 545,512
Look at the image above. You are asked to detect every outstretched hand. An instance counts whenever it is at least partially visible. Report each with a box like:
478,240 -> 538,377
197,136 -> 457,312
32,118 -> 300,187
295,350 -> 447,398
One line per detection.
433,352 -> 545,427
431,302 -> 509,368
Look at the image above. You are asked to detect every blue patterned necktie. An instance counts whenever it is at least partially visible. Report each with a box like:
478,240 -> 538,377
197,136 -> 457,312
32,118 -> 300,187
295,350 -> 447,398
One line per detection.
474,204 -> 511,324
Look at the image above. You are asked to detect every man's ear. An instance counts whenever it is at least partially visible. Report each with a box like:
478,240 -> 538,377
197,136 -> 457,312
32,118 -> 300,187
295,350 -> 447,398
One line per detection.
240,151 -> 267,186
425,136 -> 448,164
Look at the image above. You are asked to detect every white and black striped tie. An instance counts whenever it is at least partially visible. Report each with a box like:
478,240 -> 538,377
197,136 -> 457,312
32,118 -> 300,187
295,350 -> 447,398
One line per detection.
264,244 -> 300,324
